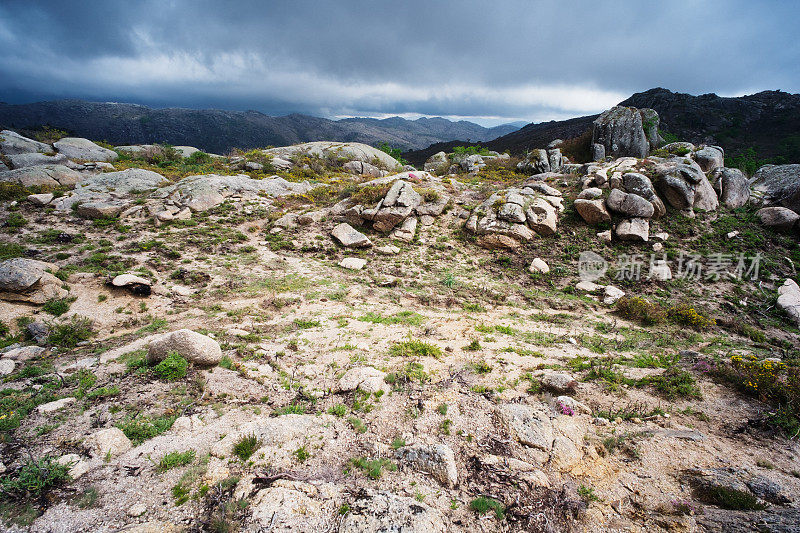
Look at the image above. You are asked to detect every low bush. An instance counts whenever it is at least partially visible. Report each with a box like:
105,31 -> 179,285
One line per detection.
47,316 -> 94,348
469,496 -> 505,519
152,352 -> 188,381
0,456 -> 71,499
232,434 -> 260,461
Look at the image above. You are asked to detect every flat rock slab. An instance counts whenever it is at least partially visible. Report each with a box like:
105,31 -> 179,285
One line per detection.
331,223 -> 372,248
54,137 -> 118,162
37,397 -> 76,413
339,257 -> 367,270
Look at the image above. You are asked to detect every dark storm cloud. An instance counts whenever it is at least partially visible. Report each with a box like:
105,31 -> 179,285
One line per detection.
0,0 -> 798,124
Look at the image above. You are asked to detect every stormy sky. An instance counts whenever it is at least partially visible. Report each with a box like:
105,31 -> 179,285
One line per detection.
0,0 -> 798,126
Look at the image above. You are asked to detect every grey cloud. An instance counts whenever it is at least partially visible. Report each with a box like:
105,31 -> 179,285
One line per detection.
0,0 -> 797,124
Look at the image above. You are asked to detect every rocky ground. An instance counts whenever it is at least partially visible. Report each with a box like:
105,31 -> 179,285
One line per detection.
0,112 -> 799,532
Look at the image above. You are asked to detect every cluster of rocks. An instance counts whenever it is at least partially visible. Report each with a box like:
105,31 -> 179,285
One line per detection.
573,141 -> 750,241
264,141 -> 404,173
464,181 -> 563,249
331,172 -> 449,245
516,147 -> 564,174
423,149 -> 510,174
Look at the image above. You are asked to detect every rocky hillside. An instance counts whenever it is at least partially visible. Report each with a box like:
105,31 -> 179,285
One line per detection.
0,100 -> 519,154
0,111 -> 799,532
405,88 -> 800,168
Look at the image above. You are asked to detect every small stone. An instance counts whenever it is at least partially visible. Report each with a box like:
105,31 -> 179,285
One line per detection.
57,454 -> 90,480
37,397 -> 76,413
27,193 -> 54,206
338,367 -> 387,393
148,329 -> 222,365
528,258 -> 549,274
652,242 -> 663,252
603,285 -> 625,304
597,229 -> 612,243
726,231 -> 739,240
576,280 -> 602,292
171,285 -> 194,297
339,257 -> 367,270
375,245 -> 400,255
541,373 -> 578,394
395,444 -> 458,488
128,503 -> 148,517
0,359 -> 15,375
652,232 -> 669,242
85,428 -> 132,458
650,260 -> 673,281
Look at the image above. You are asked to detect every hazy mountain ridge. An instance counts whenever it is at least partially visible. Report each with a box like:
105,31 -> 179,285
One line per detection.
404,88 -> 800,166
0,99 -> 519,154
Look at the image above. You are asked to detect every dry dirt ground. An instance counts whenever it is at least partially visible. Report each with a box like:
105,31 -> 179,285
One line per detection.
0,158 -> 799,533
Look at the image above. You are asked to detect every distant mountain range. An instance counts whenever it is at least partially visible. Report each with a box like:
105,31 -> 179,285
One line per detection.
404,88 -> 800,166
0,99 -> 520,154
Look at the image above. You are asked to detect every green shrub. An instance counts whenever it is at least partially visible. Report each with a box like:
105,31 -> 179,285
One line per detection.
117,414 -> 177,445
646,367 -> 702,399
232,434 -> 260,461
377,143 -> 408,165
389,340 -> 442,359
0,455 -> 71,499
469,496 -> 505,519
47,316 -> 94,348
152,352 -> 188,381
184,151 -> 212,165
158,450 -> 196,472
350,457 -> 396,480
5,212 -> 28,229
453,145 -> 492,156
615,297 -> 666,325
42,297 -> 75,317
698,485 -> 765,510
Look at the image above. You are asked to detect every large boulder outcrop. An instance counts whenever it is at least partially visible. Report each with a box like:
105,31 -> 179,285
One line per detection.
711,167 -> 750,209
54,137 -> 118,162
517,148 -> 563,174
592,106 -> 655,159
157,174 -> 312,212
652,158 -> 717,212
0,258 -> 68,304
337,173 -> 448,243
574,198 -> 611,226
53,168 -> 169,211
751,164 -> 800,213
0,164 -> 83,189
7,152 -> 68,169
263,141 -> 402,172
622,172 -> 665,218
343,160 -> 386,178
423,151 -> 449,173
693,145 -> 724,172
606,188 -> 655,218
0,130 -> 51,155
757,207 -> 799,231
777,279 -> 800,327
